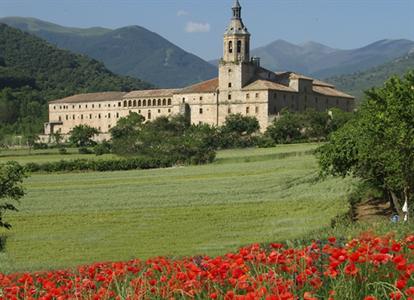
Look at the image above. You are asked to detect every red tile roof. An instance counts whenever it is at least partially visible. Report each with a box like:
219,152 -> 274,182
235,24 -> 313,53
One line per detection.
178,78 -> 219,94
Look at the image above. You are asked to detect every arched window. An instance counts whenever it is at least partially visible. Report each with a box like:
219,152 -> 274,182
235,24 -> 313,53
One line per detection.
133,100 -> 137,107
143,100 -> 146,106
148,110 -> 151,120
153,99 -> 156,106
157,99 -> 161,106
123,100 -> 127,107
229,41 -> 233,53
138,100 -> 142,107
147,99 -> 151,106
237,40 -> 242,53
162,99 -> 166,106
128,100 -> 132,107
168,98 -> 171,105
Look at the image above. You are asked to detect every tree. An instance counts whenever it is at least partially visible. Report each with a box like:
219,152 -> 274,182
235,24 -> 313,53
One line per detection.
317,71 -> 414,218
110,112 -> 145,156
0,162 -> 26,229
68,124 -> 99,148
222,113 -> 260,135
265,109 -> 303,144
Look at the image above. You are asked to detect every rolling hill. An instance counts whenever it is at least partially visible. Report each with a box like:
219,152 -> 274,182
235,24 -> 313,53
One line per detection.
0,24 -> 151,133
326,52 -> 414,101
0,17 -> 218,88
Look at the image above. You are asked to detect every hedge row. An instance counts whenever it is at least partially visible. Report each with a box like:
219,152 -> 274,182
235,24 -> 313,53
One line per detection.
24,157 -> 174,173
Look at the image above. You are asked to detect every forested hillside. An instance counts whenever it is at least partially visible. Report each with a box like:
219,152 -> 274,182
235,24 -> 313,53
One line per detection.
0,17 -> 218,88
0,24 -> 151,136
326,52 -> 414,101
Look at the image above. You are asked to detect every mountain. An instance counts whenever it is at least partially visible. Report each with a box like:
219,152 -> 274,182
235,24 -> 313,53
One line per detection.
0,24 -> 151,134
210,39 -> 414,79
326,52 -> 414,101
0,17 -> 218,88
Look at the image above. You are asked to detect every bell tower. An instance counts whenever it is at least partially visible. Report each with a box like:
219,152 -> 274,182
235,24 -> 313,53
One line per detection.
219,0 -> 255,92
222,0 -> 250,63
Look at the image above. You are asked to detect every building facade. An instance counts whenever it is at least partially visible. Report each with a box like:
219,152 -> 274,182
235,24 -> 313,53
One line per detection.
45,0 -> 354,136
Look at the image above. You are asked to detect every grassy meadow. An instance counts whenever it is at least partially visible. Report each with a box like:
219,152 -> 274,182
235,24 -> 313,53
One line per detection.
0,144 -> 356,273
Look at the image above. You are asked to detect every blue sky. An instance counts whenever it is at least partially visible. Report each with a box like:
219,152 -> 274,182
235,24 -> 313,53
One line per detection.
1,0 -> 413,60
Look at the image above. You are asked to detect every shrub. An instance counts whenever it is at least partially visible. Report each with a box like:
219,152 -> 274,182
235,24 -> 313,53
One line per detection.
78,147 -> 92,154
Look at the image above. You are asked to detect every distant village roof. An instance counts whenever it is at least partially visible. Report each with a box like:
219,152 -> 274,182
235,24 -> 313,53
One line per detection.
242,79 -> 296,92
178,78 -> 219,94
124,89 -> 180,98
49,92 -> 126,104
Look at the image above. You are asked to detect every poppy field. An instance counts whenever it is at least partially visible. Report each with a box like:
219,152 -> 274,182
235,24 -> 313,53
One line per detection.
1,231 -> 414,299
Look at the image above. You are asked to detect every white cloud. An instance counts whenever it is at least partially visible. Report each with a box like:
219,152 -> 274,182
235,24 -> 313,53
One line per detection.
177,10 -> 189,17
185,21 -> 211,33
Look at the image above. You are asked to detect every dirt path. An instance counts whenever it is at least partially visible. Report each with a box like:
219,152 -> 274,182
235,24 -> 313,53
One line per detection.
353,197 -> 394,222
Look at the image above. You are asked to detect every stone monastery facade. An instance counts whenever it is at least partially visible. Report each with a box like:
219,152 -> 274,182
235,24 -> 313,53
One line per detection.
45,0 -> 354,136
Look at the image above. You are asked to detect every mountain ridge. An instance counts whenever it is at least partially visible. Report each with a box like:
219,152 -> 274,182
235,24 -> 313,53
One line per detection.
0,17 -> 217,88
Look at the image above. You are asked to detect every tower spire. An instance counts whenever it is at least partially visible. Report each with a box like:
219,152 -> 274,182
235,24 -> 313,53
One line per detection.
232,0 -> 241,19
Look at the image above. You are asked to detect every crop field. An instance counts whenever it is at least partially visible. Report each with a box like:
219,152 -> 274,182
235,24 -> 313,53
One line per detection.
0,144 -> 355,273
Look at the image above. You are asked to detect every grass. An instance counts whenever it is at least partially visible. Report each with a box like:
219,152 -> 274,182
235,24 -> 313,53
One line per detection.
0,144 -> 356,273
0,147 -> 115,164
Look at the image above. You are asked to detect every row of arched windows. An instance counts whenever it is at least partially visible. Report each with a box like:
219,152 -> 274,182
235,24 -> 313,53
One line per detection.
122,98 -> 172,108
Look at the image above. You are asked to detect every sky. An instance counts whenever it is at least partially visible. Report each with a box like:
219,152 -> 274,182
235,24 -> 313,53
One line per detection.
0,0 -> 413,61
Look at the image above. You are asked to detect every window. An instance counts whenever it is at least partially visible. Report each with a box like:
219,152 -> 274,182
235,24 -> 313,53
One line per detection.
85,105 -> 88,108
59,106 -> 62,109
108,113 -> 111,118
158,109 -> 161,113
168,108 -> 171,113
118,102 -> 121,107
229,41 -> 233,53
128,100 -> 132,107
89,114 -> 92,119
53,106 -> 56,110
72,105 -> 75,109
138,100 -> 141,107
153,99 -> 156,106
133,100 -> 136,107
79,105 -> 81,109
92,104 -> 94,108
72,115 -> 75,119
123,101 -> 127,107
246,107 -> 249,114
143,100 -> 146,106
116,113 -> 119,118
237,40 -> 242,53
147,100 -> 151,106
246,93 -> 250,99
199,108 -> 203,114
162,99 -> 166,106
228,69 -> 232,73
182,97 -> 185,103
255,106 -> 259,114
228,107 -> 231,114
228,94 -> 232,100
157,99 -> 161,106
228,83 -> 232,88
138,110 -> 141,113
148,110 -> 151,120
81,114 -> 83,120
108,124 -> 111,129
168,99 -> 171,105
199,96 -> 203,101
99,104 -> 101,108
98,114 -> 101,119
255,93 -> 259,98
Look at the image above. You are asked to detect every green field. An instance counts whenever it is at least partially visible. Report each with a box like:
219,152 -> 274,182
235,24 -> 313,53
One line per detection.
0,144 -> 355,273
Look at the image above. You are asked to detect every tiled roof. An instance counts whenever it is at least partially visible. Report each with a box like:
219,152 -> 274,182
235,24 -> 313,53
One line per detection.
242,79 -> 296,92
313,85 -> 354,99
124,88 -> 181,98
313,79 -> 335,88
178,78 -> 219,94
49,92 -> 126,104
